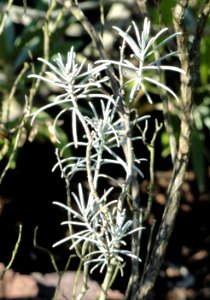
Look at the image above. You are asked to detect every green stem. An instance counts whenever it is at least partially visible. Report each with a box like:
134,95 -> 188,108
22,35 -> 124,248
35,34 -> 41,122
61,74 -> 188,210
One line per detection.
43,0 -> 57,61
99,262 -> 115,300
71,259 -> 83,300
144,120 -> 163,221
0,0 -> 14,35
0,98 -> 30,184
0,224 -> 22,281
76,262 -> 89,300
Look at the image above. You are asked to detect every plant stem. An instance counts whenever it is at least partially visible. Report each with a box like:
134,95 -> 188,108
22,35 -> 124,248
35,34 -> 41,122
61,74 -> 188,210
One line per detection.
0,0 -> 14,35
99,261 -> 115,300
144,120 -> 163,221
0,224 -> 22,281
43,0 -> 57,62
0,99 -> 30,184
137,1 -> 210,298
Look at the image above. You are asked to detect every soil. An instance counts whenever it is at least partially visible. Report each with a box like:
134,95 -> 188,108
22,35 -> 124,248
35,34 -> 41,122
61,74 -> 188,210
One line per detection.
0,263 -> 124,300
152,169 -> 210,300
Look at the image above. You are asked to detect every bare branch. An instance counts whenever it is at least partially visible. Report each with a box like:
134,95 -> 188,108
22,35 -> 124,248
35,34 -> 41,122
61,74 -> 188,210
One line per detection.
137,1 -> 210,298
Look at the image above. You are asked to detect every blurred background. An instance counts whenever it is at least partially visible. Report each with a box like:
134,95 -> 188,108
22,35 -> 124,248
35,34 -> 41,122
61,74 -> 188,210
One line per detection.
0,1 -> 210,299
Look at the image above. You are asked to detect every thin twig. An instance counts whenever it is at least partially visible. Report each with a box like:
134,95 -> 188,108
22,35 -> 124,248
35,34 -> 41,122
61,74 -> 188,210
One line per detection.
63,0 -> 125,115
0,0 -> 14,35
55,149 -> 82,259
27,0 -> 59,109
33,226 -> 76,300
75,262 -> 89,300
0,98 -> 30,184
0,224 -> 22,281
71,260 -> 83,300
143,120 -> 163,221
5,62 -> 29,123
43,0 -> 57,61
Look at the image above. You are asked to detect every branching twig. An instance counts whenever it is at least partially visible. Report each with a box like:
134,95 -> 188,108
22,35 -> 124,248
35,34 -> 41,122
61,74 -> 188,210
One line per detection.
33,226 -> 76,300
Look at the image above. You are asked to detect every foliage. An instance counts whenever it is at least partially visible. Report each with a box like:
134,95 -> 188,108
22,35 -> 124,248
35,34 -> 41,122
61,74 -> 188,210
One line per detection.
28,14 -> 183,300
1,1 -> 210,300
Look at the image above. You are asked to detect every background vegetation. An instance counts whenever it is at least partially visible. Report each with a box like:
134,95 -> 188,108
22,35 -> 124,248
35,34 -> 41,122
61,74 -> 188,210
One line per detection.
1,1 -> 210,299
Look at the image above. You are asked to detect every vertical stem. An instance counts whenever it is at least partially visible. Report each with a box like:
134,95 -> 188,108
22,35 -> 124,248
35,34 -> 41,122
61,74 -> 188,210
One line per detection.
0,224 -> 22,281
99,262 -> 115,300
76,263 -> 89,300
123,110 -> 141,299
5,62 -> 29,122
93,146 -> 103,189
0,99 -> 30,184
162,96 -> 177,163
43,0 -> 57,61
65,0 -> 125,114
99,0 -> 105,27
144,120 -> 163,221
71,259 -> 83,300
27,0 -> 58,109
0,0 -> 14,35
137,1 -> 210,298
